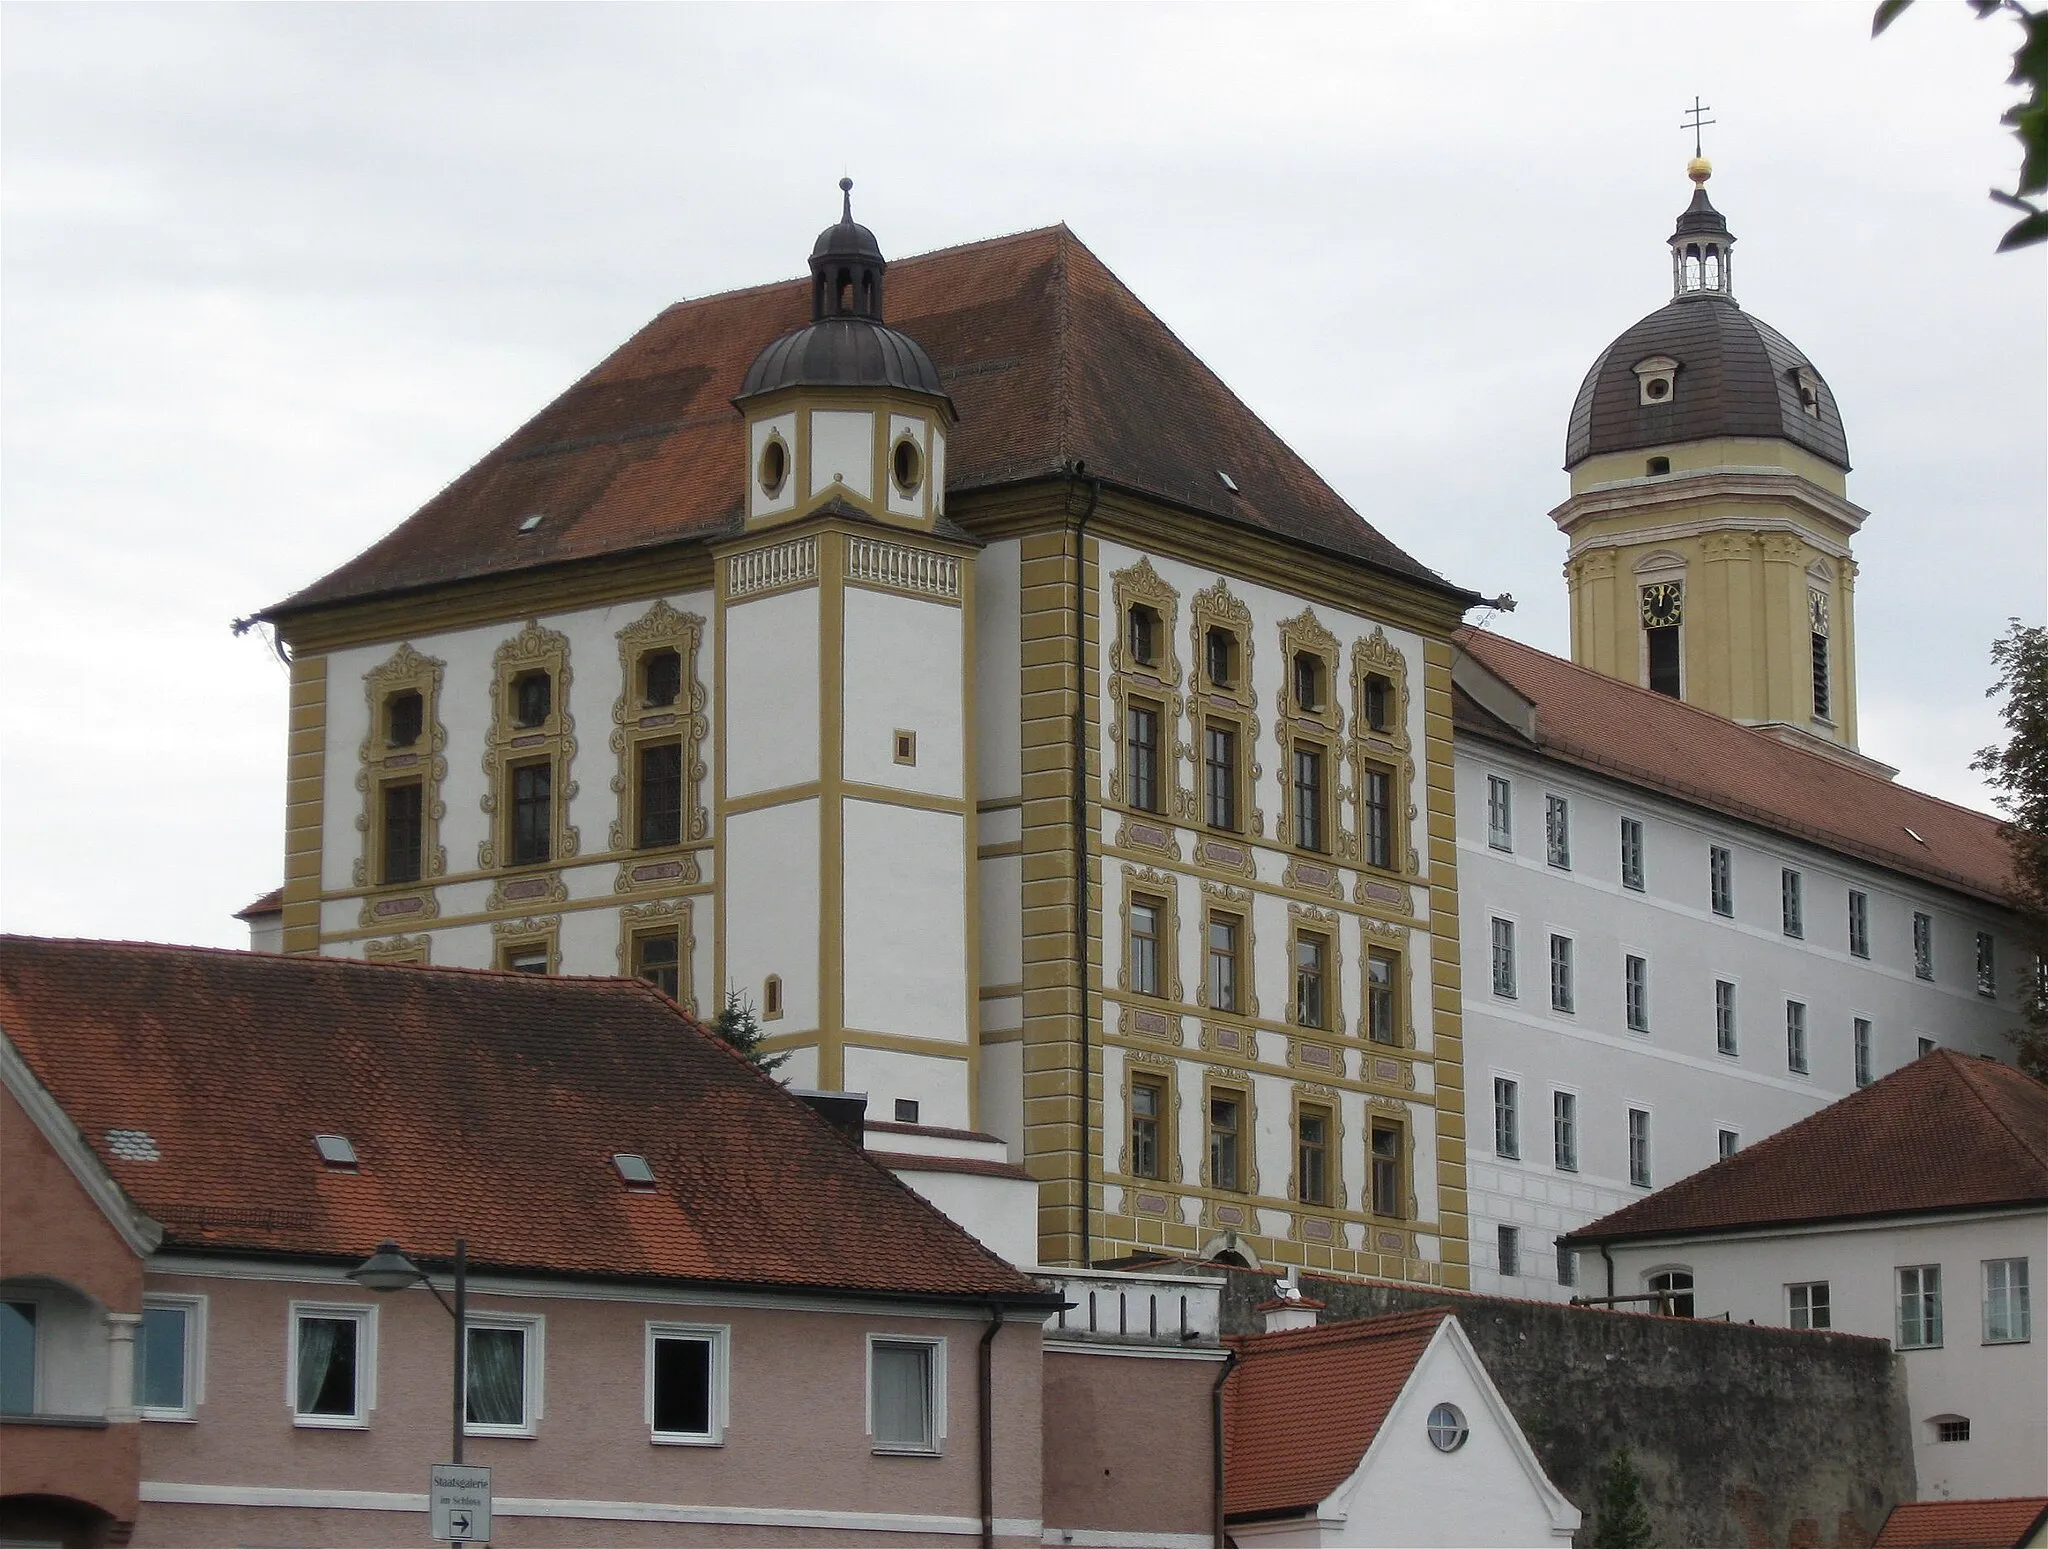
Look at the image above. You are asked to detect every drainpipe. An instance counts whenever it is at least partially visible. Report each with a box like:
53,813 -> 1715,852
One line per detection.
1600,1243 -> 1616,1301
979,1306 -> 1005,1549
1068,462 -> 1100,1267
1210,1347 -> 1238,1549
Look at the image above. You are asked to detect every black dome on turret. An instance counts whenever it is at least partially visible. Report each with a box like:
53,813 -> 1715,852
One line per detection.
738,179 -> 952,408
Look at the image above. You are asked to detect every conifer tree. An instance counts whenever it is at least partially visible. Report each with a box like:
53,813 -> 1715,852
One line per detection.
712,988 -> 788,1078
1590,1447 -> 1656,1549
1974,620 -> 2048,1077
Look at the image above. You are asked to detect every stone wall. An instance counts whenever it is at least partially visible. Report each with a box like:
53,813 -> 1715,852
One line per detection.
1219,1270 -> 1915,1549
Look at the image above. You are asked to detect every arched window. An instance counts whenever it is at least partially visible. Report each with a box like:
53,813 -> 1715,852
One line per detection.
1703,248 -> 1721,289
1683,245 -> 1702,290
1647,1268 -> 1694,1318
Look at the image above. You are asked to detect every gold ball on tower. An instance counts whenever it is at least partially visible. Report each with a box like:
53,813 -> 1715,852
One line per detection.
1687,155 -> 1713,185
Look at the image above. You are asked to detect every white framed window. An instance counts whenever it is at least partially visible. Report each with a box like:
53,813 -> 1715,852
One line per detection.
1493,1077 -> 1520,1160
1709,845 -> 1734,917
1,1295 -> 41,1416
466,1315 -> 544,1438
1781,869 -> 1803,939
1624,954 -> 1649,1033
1556,1241 -> 1577,1287
1854,1018 -> 1873,1087
289,1302 -> 375,1428
1789,1282 -> 1830,1330
1933,1416 -> 1971,1444
1545,795 -> 1571,869
1549,934 -> 1575,1014
1619,818 -> 1645,892
867,1334 -> 946,1455
646,1322 -> 730,1445
1984,1258 -> 2031,1344
1552,1090 -> 1578,1173
1496,1225 -> 1520,1279
1490,918 -> 1516,999
1848,890 -> 1870,958
1897,1265 -> 1943,1349
1785,1000 -> 1808,1075
1976,932 -> 1997,998
1715,979 -> 1738,1056
1627,1108 -> 1652,1188
1717,1128 -> 1739,1161
1486,775 -> 1513,851
137,1295 -> 206,1421
1918,1035 -> 1936,1059
1912,912 -> 1934,980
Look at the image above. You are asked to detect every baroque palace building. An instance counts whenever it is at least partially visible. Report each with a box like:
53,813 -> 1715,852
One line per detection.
255,184 -> 1483,1282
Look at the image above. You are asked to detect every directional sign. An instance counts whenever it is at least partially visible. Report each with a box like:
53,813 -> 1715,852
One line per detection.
430,1463 -> 491,1543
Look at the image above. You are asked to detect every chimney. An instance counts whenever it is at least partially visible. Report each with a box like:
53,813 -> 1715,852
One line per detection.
1256,1271 -> 1324,1333
792,1089 -> 869,1148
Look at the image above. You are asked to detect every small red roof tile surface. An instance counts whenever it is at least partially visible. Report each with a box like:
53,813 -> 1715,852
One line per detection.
268,226 -> 1456,620
233,886 -> 283,921
1875,1497 -> 2048,1548
1567,1050 -> 2048,1245
1456,628 -> 2014,905
0,937 -> 1044,1301
1223,1306 -> 1451,1520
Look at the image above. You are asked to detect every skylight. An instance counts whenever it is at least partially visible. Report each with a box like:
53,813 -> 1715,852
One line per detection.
1216,470 -> 1240,494
518,513 -> 546,533
314,1134 -> 359,1168
106,1129 -> 160,1161
613,1152 -> 656,1187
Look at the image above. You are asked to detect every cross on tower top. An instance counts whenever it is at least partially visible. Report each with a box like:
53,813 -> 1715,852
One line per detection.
1681,96 -> 1716,160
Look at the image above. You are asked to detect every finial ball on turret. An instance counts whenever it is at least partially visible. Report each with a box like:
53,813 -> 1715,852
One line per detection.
1687,155 -> 1713,185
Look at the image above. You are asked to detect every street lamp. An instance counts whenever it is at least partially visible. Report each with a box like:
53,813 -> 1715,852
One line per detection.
349,1238 -> 468,1465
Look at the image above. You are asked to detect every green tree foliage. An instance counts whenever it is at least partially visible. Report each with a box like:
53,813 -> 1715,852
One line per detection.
712,987 -> 789,1078
1974,621 -> 2048,1076
1590,1448 -> 1658,1549
1875,0 -> 2048,249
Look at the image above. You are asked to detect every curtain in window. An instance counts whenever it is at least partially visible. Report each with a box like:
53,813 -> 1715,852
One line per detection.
467,1328 -> 524,1426
872,1343 -> 932,1450
296,1316 -> 344,1414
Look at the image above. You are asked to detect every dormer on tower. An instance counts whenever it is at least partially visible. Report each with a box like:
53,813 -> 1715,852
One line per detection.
1552,158 -> 1880,768
734,179 -> 957,531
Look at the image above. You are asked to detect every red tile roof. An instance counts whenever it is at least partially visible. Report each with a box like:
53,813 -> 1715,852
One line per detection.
233,886 -> 283,921
1875,1497 -> 2048,1548
0,937 -> 1046,1302
1456,628 -> 2015,905
267,226 -> 1459,620
1223,1306 -> 1451,1520
1567,1050 -> 2048,1245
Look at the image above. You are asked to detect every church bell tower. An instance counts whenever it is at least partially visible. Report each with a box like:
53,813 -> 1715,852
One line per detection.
1552,158 -> 1872,761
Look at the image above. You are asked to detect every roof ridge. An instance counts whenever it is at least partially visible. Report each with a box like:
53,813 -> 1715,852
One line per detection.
1232,1305 -> 1451,1349
1945,1051 -> 2048,1178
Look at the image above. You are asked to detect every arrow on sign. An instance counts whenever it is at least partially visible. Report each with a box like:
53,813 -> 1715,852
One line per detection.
451,1512 -> 471,1537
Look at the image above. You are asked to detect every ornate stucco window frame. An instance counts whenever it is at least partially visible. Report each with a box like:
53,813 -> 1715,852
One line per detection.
1198,880 -> 1258,1022
1286,902 -> 1346,1038
618,898 -> 696,1014
1201,1070 -> 1257,1197
1117,866 -> 1184,1003
492,915 -> 561,975
353,644 -> 449,893
1288,1084 -> 1347,1213
1118,1051 -> 1181,1186
1106,558 -> 1191,825
479,620 -> 579,873
610,601 -> 710,857
1348,628 -> 1416,884
1276,609 -> 1343,864
1189,579 -> 1262,840
1362,917 -> 1415,1051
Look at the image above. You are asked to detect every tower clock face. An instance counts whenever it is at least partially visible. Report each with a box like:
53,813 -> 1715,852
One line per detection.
1808,591 -> 1829,634
1640,582 -> 1683,628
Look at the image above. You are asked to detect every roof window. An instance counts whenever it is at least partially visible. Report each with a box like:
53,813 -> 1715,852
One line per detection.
314,1134 -> 359,1169
612,1152 -> 657,1189
106,1128 -> 161,1161
518,513 -> 546,534
1216,470 -> 1239,495
1633,356 -> 1678,407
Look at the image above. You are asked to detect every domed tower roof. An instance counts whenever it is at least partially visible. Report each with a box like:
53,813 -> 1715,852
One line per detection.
1564,163 -> 1849,472
738,179 -> 952,407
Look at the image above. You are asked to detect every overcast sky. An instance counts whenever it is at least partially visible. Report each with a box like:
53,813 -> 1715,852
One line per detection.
3,2 -> 2041,951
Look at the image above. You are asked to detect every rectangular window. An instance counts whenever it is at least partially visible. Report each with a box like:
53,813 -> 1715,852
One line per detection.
1897,1265 -> 1943,1349
1812,631 -> 1831,720
1556,1241 -> 1578,1287
510,759 -> 553,866
136,1297 -> 202,1419
380,781 -> 423,886
1297,1106 -> 1330,1207
1369,1121 -> 1403,1217
1781,869 -> 1803,939
1936,1418 -> 1971,1444
0,1300 -> 35,1416
292,1305 -> 372,1427
1127,605 -> 1158,666
1128,899 -> 1162,998
648,1323 -> 727,1444
466,1318 -> 541,1437
868,1337 -> 943,1454
1855,1018 -> 1873,1087
1130,1077 -> 1164,1181
386,688 -> 424,748
1549,934 -> 1574,1013
1206,915 -> 1241,1015
1127,703 -> 1160,814
1715,980 -> 1738,1056
637,742 -> 684,849
1295,932 -> 1328,1029
1625,954 -> 1649,1033
1366,947 -> 1398,1046
1208,1093 -> 1243,1191
1710,845 -> 1734,917
1493,1077 -> 1520,1160
1545,795 -> 1571,869
1718,1128 -> 1740,1160
1848,890 -> 1870,958
1487,775 -> 1513,851
1364,765 -> 1394,870
1620,818 -> 1645,892
632,929 -> 682,1001
1913,913 -> 1934,980
1491,918 -> 1517,999
1918,1035 -> 1936,1058
1627,1109 -> 1651,1188
1977,932 -> 1997,998
1552,1091 -> 1578,1172
1293,745 -> 1325,852
1985,1258 -> 2031,1344
1786,1000 -> 1808,1074
1789,1282 -> 1831,1330
1646,624 -> 1681,698
1497,1225 -> 1520,1279
1204,724 -> 1238,831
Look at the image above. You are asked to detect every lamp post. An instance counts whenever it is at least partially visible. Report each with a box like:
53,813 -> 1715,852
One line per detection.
349,1238 -> 467,1465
